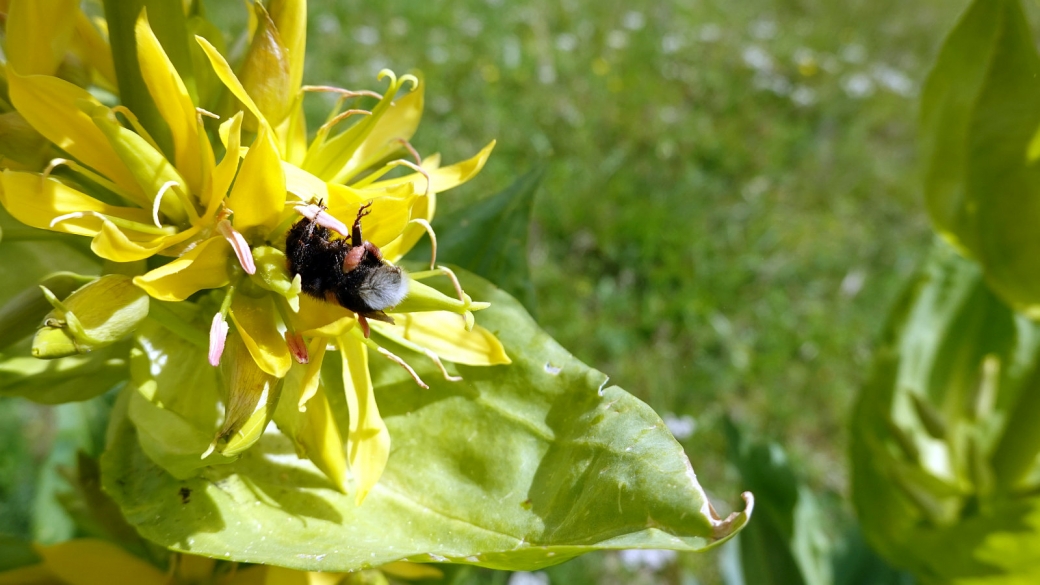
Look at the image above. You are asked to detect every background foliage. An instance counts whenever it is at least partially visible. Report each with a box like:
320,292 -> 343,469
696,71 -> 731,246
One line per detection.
1,0 -> 998,582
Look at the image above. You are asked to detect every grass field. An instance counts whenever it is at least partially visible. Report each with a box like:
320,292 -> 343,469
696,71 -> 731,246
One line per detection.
0,0 -> 974,582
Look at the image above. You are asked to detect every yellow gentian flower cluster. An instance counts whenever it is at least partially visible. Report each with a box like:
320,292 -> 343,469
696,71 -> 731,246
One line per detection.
0,0 -> 508,503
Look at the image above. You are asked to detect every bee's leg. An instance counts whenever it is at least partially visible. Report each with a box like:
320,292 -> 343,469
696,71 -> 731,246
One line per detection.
343,245 -> 366,273
351,202 -> 373,246
363,241 -> 383,261
357,314 -> 371,338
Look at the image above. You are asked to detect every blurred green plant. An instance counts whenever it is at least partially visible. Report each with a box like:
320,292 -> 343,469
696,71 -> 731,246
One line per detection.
851,0 -> 1040,581
0,0 -> 752,580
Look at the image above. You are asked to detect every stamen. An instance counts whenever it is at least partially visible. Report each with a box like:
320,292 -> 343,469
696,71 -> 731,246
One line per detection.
217,219 -> 256,275
396,138 -> 423,166
42,158 -> 70,182
112,105 -> 164,155
152,181 -> 179,228
437,265 -> 466,303
386,159 -> 432,196
285,331 -> 309,364
48,210 -> 177,236
377,346 -> 429,389
41,158 -> 148,209
49,212 -> 87,228
301,85 -> 383,100
357,314 -> 371,338
294,203 -> 350,237
318,109 -> 372,134
409,219 -> 438,269
196,107 -> 220,119
208,312 -> 230,366
423,348 -> 462,382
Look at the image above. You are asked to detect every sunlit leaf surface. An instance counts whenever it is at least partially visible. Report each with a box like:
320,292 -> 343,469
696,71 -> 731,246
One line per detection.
102,268 -> 751,572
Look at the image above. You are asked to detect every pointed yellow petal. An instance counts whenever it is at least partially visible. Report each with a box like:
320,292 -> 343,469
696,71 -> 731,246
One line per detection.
0,171 -> 151,236
325,183 -> 414,248
274,365 -> 348,492
293,295 -> 356,337
205,112 -> 243,216
194,35 -> 270,132
229,294 -> 292,377
136,11 -> 205,195
340,80 -> 424,180
370,140 -> 496,195
229,124 -> 286,236
133,236 -> 231,301
338,335 -> 389,505
35,539 -> 166,585
6,0 -> 78,76
372,312 -> 510,366
283,160 -> 328,203
380,194 -> 435,261
6,70 -> 144,201
90,221 -> 163,262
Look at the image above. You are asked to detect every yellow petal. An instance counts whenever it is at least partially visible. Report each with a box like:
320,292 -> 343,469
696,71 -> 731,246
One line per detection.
194,35 -> 271,132
340,80 -> 424,181
205,112 -> 243,216
229,124 -> 286,236
35,539 -> 166,585
6,70 -> 143,201
0,171 -> 151,236
293,295 -> 356,337
6,0 -> 78,76
133,236 -> 231,301
282,161 -> 328,203
90,220 -> 200,263
325,183 -> 414,248
380,195 -> 435,262
274,365 -> 348,492
371,312 -> 510,366
338,335 -> 389,505
229,294 -> 292,377
136,11 -> 205,195
0,562 -> 60,584
370,140 -> 496,195
380,562 -> 444,580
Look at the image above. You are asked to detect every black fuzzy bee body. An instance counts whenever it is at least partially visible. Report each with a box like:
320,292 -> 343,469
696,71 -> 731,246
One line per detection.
285,204 -> 408,326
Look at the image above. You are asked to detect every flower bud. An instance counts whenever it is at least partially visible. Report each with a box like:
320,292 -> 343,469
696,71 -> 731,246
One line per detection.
0,272 -> 93,352
237,2 -> 292,129
32,274 -> 148,358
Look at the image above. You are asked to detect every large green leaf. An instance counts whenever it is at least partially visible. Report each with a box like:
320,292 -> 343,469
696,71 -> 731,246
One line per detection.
920,0 -> 1040,314
102,267 -> 751,572
851,241 -> 1040,583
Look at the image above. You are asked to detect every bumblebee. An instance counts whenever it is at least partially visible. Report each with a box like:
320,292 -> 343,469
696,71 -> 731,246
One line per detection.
285,202 -> 408,335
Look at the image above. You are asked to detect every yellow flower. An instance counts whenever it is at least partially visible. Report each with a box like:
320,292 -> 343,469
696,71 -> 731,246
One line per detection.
0,0 -> 509,503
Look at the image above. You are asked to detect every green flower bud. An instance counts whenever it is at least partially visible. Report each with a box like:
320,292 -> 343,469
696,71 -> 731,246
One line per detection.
237,2 -> 292,129
0,272 -> 94,352
32,274 -> 149,358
